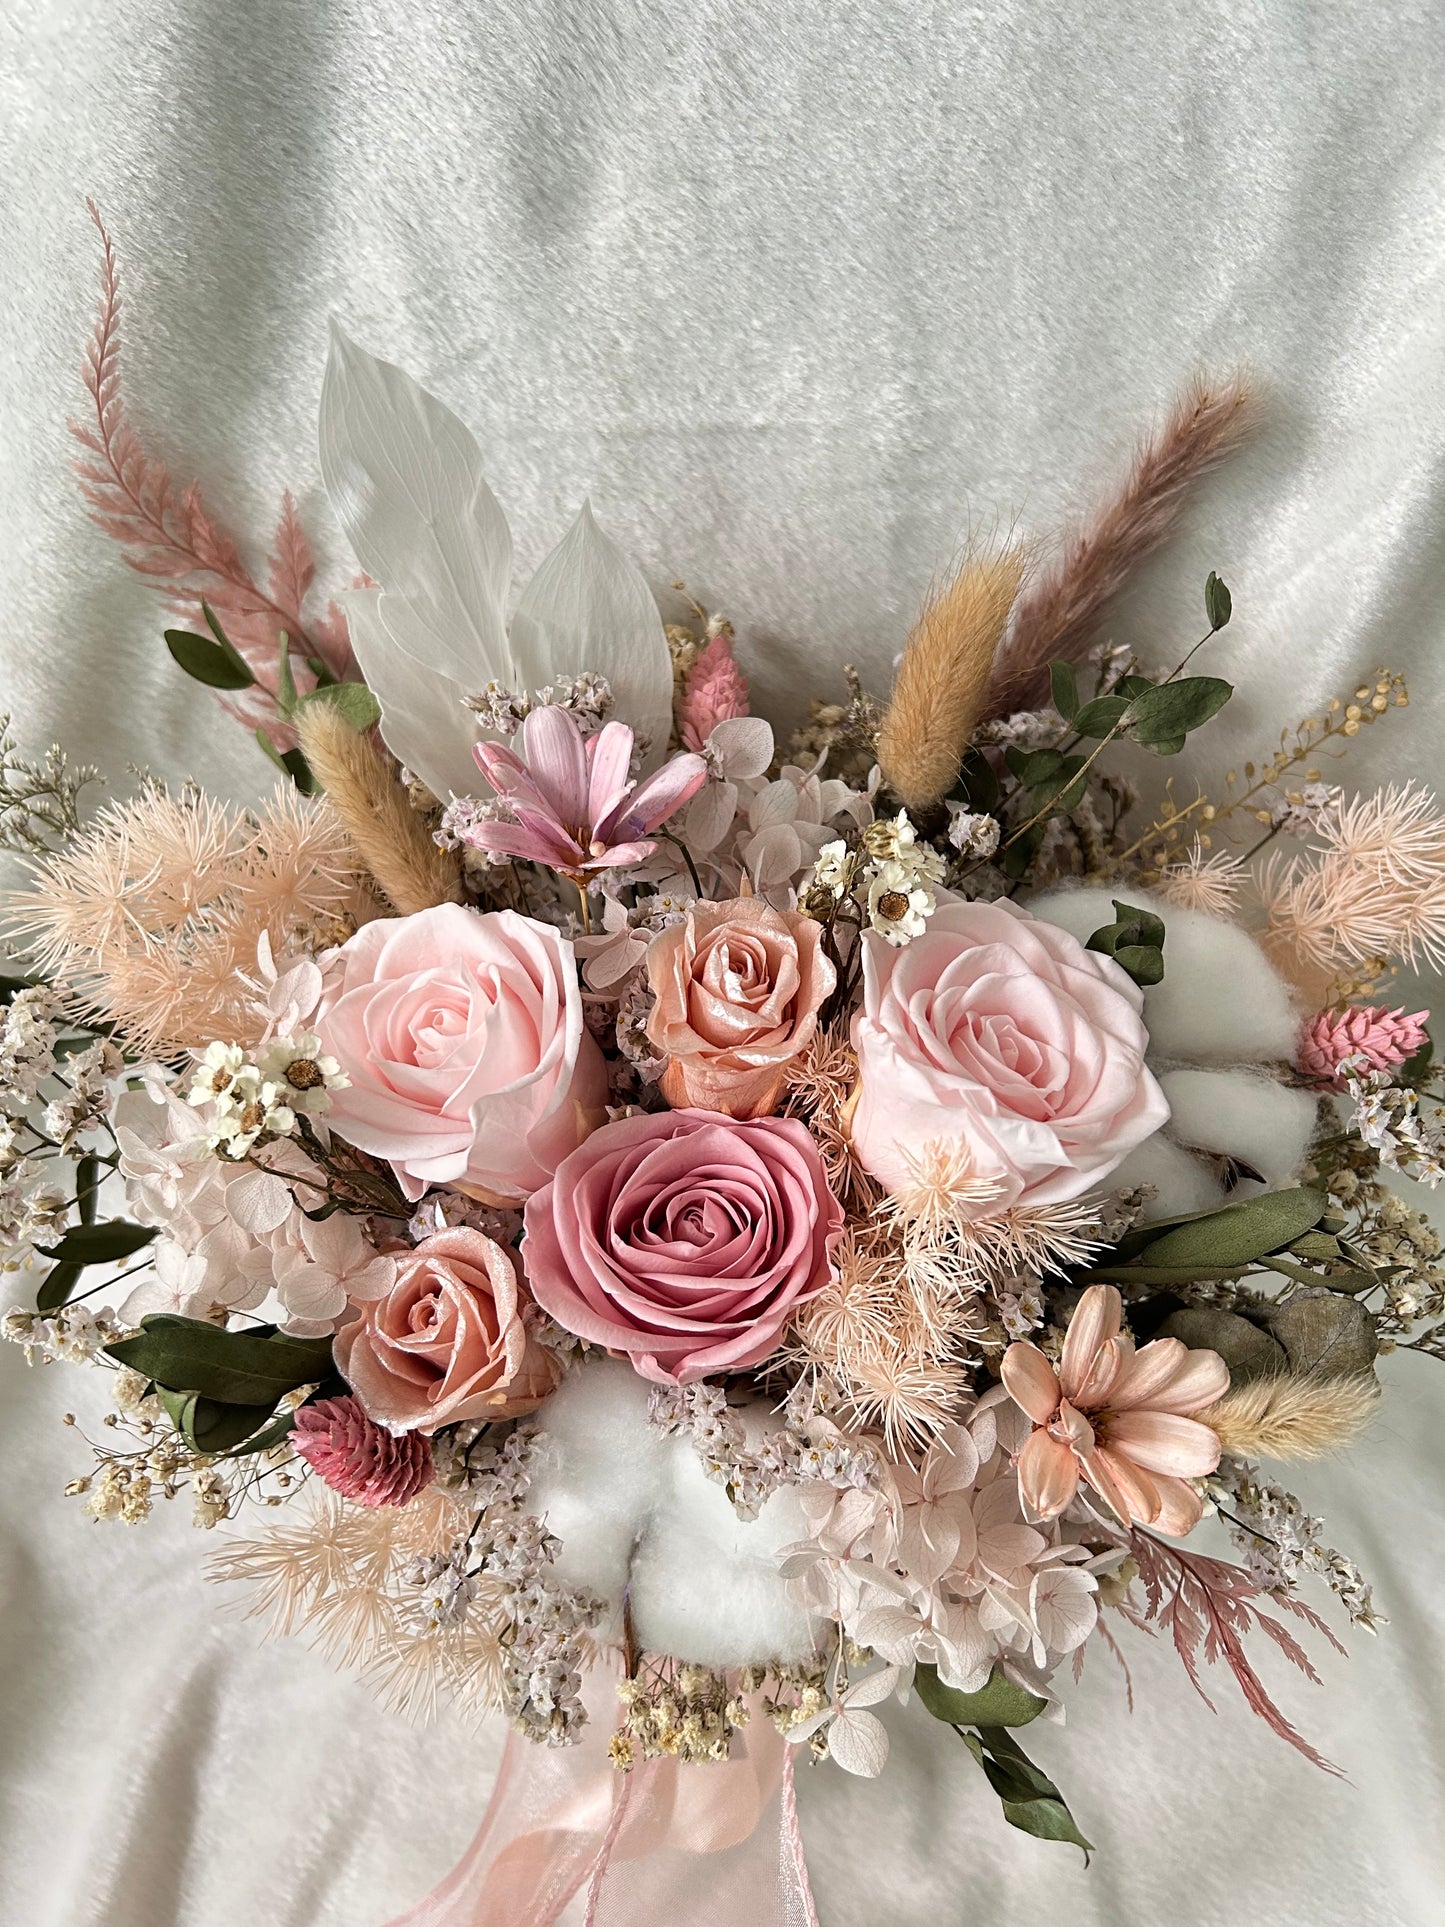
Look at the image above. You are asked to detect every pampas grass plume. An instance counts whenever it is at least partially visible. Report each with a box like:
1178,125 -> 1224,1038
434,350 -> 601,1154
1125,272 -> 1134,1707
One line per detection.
1203,1373 -> 1378,1462
878,544 -> 1025,811
296,705 -> 463,916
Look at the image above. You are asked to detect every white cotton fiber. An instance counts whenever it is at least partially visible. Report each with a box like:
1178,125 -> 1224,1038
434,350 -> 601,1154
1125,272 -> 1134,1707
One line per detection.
1102,1134 -> 1228,1221
524,1355 -> 819,1664
1156,1069 -> 1319,1192
1027,885 -> 1300,1062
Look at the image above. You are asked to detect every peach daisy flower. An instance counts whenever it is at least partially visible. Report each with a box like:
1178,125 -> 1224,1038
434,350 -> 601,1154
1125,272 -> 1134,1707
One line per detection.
1000,1284 -> 1228,1537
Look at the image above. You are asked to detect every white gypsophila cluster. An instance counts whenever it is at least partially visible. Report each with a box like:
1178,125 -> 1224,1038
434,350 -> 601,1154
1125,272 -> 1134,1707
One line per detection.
463,672 -> 614,739
188,1034 -> 347,1156
406,1544 -> 480,1629
971,709 -> 1064,751
41,1038 -> 123,1150
994,1273 -> 1047,1340
1268,781 -> 1346,836
2,1300 -> 126,1364
944,803 -> 1001,859
1209,1459 -> 1385,1632
1342,1059 -> 1445,1188
0,983 -> 67,1111
432,795 -> 511,882
648,1379 -> 880,1524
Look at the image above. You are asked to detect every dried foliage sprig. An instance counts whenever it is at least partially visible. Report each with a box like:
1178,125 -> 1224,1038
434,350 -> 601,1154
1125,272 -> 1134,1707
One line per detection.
1127,1528 -> 1344,1774
1202,1374 -> 1379,1463
0,715 -> 102,857
878,546 -> 1025,810
987,373 -> 1257,718
69,203 -> 354,737
295,705 -> 464,916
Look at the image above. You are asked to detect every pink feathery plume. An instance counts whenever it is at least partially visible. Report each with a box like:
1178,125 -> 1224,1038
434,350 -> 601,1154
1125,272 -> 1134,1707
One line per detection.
68,202 -> 356,739
679,628 -> 750,751
1298,1005 -> 1429,1088
984,373 -> 1258,718
1126,1529 -> 1344,1775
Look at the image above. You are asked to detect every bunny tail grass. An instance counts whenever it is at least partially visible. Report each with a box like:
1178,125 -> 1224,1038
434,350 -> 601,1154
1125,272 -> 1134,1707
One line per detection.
877,545 -> 1025,812
986,372 -> 1258,718
295,706 -> 464,915
1203,1372 -> 1379,1463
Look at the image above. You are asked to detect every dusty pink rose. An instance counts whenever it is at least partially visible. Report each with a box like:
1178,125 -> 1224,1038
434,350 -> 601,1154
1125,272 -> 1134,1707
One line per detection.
522,1108 -> 843,1384
850,898 -> 1168,1207
316,903 -> 606,1203
291,1394 -> 435,1506
335,1228 -> 561,1432
1001,1284 -> 1229,1537
645,897 -> 837,1118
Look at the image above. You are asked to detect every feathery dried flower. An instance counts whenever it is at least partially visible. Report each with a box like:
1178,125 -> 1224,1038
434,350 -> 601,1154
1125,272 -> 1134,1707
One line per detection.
1156,843 -> 1245,919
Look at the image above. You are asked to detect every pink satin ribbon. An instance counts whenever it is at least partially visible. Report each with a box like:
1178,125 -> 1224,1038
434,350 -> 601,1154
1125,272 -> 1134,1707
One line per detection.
384,1671 -> 818,1927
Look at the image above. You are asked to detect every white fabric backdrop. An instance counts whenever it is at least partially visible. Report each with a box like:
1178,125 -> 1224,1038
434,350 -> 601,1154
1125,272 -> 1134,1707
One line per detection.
2,3 -> 1444,1923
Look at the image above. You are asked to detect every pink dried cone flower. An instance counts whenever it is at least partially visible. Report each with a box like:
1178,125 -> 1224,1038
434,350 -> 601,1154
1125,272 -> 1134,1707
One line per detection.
1000,1283 -> 1228,1537
470,705 -> 707,882
679,629 -> 751,751
291,1395 -> 435,1507
1298,1004 -> 1430,1088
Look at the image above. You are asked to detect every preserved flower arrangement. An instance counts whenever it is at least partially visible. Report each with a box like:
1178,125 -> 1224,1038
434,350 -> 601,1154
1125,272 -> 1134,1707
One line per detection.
3,209 -> 1441,1924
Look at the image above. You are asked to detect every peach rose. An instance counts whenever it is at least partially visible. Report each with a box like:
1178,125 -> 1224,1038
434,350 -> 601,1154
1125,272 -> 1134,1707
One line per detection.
851,898 -> 1169,1208
316,903 -> 606,1203
334,1228 -> 560,1432
644,897 -> 836,1118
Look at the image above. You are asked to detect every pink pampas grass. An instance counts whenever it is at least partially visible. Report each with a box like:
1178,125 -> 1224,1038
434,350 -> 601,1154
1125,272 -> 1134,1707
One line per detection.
1298,1005 -> 1430,1088
291,1395 -> 435,1507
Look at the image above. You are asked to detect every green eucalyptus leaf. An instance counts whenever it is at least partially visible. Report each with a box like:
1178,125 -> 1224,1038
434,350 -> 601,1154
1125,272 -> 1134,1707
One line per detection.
36,1220 -> 158,1266
305,655 -> 342,687
215,1408 -> 298,1459
188,1398 -> 285,1454
1049,661 -> 1080,721
1399,1030 -> 1434,1088
35,1260 -> 85,1314
164,628 -> 256,690
295,680 -> 383,732
999,1791 -> 1095,1853
1288,1231 -> 1343,1261
75,1152 -> 102,1226
971,1727 -> 1092,1857
1132,1188 -> 1327,1269
105,1314 -> 334,1405
1070,693 -> 1132,738
1125,676 -> 1233,745
280,747 -> 317,795
915,1663 -> 1046,1729
1259,1293 -> 1378,1378
1113,943 -> 1165,985
1157,1307 -> 1287,1382
275,633 -> 299,719
1205,570 -> 1233,630
954,748 -> 1000,813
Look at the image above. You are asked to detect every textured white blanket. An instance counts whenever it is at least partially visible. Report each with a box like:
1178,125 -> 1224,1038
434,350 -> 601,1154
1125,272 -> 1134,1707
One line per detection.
2,3 -> 1443,1922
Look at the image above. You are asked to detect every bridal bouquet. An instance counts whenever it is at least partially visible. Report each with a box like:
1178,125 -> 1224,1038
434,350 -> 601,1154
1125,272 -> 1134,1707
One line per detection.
4,211 -> 1442,1920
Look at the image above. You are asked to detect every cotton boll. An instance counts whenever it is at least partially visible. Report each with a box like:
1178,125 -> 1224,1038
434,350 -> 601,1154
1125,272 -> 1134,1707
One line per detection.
1157,1069 -> 1319,1191
629,1446 -> 819,1666
1103,1134 -> 1228,1222
1027,884 -> 1299,1062
525,1356 -> 670,1627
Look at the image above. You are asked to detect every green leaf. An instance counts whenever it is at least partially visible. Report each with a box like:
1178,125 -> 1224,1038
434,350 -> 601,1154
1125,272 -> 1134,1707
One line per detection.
1130,1187 -> 1327,1269
35,1261 -> 84,1313
1157,1307 -> 1287,1381
1125,676 -> 1233,747
1205,570 -> 1233,631
105,1314 -> 334,1405
305,655 -> 342,688
1113,943 -> 1165,985
916,1663 -> 1046,1729
215,1408 -> 298,1458
1069,693 -> 1132,738
1399,1030 -> 1434,1089
75,1152 -> 102,1225
954,748 -> 1000,813
1049,660 -> 1079,721
164,628 -> 256,691
999,1791 -> 1095,1853
295,680 -> 383,732
1086,900 -> 1166,987
255,729 -> 317,795
275,633 -> 299,719
967,1726 -> 1092,1857
1259,1292 -> 1378,1377
35,1220 -> 158,1266
156,1388 -> 288,1456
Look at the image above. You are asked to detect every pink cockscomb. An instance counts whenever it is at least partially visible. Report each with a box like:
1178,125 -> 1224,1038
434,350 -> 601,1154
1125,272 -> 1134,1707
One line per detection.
469,705 -> 707,883
679,629 -> 751,752
1000,1284 -> 1228,1538
1298,1004 -> 1429,1089
291,1394 -> 435,1507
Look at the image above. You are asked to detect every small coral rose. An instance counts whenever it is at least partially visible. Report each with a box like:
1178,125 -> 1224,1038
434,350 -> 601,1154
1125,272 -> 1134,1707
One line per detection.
335,1227 -> 560,1432
645,896 -> 836,1118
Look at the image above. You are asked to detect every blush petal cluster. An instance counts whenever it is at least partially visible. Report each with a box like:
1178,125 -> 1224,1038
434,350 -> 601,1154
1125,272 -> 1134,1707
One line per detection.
1001,1284 -> 1229,1536
522,1108 -> 844,1384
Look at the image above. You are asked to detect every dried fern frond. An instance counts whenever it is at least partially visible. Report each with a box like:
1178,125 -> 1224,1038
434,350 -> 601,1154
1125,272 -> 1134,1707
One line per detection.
878,546 -> 1025,811
1203,1374 -> 1378,1462
295,705 -> 464,915
986,373 -> 1258,717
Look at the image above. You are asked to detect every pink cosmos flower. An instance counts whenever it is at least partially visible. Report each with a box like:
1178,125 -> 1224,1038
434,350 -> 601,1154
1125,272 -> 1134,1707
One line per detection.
679,629 -> 751,753
1298,1004 -> 1429,1088
291,1394 -> 435,1506
470,705 -> 707,882
1000,1284 -> 1228,1537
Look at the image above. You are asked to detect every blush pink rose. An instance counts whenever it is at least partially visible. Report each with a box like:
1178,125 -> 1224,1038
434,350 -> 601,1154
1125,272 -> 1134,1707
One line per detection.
645,896 -> 837,1118
335,1227 -> 561,1432
522,1108 -> 844,1384
850,898 -> 1168,1207
316,904 -> 606,1203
